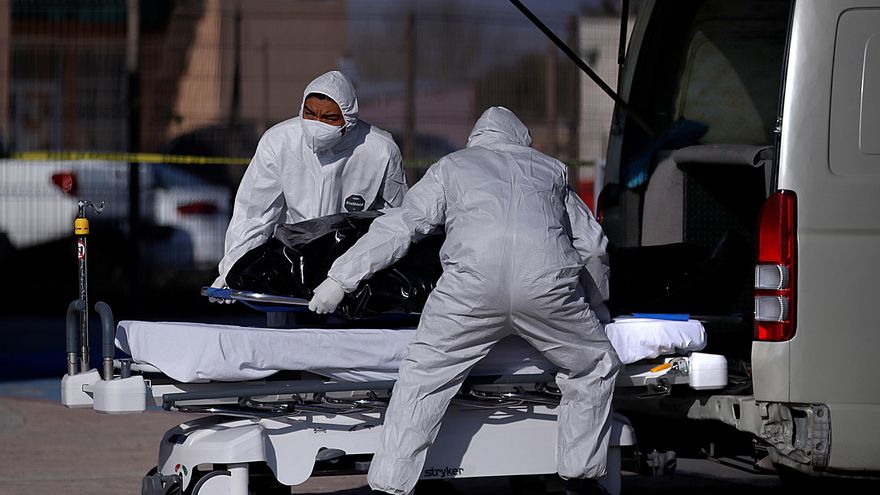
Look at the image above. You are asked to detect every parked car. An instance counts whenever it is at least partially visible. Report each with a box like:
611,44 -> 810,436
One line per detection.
0,159 -> 231,272
0,160 -> 114,250
145,163 -> 231,270
596,0 -> 880,481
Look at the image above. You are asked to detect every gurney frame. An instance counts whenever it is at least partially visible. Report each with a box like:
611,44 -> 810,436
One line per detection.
62,300 -> 723,495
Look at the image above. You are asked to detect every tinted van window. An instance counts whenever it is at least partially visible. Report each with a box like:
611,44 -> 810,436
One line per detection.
623,0 -> 790,163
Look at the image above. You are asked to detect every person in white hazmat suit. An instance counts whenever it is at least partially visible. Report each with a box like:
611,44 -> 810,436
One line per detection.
308,106 -> 620,495
210,70 -> 408,314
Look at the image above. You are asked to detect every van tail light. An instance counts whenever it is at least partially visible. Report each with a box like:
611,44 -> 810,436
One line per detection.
754,190 -> 797,341
177,201 -> 218,216
51,171 -> 77,196
596,188 -> 608,224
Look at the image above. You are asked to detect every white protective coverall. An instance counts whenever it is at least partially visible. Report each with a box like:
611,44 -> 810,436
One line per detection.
213,70 -> 407,287
324,107 -> 620,494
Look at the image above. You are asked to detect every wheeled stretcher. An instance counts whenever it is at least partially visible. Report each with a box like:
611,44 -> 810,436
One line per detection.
61,296 -> 728,495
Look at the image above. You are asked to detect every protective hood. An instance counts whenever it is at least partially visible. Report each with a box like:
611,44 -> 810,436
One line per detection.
300,70 -> 359,132
466,106 -> 532,149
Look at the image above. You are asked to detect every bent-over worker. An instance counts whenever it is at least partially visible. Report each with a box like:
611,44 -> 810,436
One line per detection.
310,106 -> 619,495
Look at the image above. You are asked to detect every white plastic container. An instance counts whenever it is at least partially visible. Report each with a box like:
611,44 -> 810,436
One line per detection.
61,369 -> 101,408
688,352 -> 728,390
92,375 -> 148,414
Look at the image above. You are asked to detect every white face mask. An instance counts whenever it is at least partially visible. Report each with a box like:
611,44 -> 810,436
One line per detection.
302,119 -> 344,153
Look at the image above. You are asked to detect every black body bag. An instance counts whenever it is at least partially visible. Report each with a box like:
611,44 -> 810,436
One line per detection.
225,211 -> 444,319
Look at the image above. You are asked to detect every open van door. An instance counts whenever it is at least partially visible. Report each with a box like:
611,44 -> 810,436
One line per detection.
514,0 -> 880,481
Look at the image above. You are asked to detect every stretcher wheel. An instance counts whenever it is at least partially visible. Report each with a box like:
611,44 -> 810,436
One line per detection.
142,466 -> 182,495
185,467 -> 289,495
190,470 -> 231,494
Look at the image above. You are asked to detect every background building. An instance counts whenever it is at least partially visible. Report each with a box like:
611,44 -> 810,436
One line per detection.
578,15 -> 634,163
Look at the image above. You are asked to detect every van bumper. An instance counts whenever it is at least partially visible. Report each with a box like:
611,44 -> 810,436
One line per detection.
688,396 -> 830,473
689,396 -> 880,476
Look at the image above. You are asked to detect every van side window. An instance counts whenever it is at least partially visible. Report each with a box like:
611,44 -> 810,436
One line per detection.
830,9 -> 880,175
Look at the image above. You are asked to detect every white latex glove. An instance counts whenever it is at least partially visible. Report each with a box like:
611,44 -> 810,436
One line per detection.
208,275 -> 235,304
308,278 -> 346,314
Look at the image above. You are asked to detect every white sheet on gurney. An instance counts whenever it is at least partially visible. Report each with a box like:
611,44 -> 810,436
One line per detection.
116,318 -> 705,383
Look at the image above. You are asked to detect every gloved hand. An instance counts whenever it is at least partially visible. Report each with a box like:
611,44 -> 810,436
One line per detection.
208,275 -> 235,304
308,278 -> 346,314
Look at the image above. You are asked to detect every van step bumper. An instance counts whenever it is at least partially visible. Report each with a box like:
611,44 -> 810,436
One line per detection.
688,395 -> 830,473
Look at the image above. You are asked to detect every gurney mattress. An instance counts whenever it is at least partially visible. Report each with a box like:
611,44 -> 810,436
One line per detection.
116,318 -> 705,383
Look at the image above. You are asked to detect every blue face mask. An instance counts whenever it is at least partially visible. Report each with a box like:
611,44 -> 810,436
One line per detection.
302,119 -> 344,153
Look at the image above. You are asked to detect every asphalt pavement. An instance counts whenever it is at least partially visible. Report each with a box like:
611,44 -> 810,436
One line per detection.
0,379 -> 793,495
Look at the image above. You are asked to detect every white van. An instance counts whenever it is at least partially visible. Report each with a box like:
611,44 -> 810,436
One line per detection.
597,0 -> 880,480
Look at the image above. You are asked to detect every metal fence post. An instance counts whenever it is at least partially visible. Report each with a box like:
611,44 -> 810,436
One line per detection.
127,0 -> 141,315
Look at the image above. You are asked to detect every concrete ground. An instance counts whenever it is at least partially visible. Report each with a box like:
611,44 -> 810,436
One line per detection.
0,379 -> 792,495
0,395 -> 189,494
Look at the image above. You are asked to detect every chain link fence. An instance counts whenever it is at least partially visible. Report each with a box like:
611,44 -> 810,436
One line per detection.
0,0 -> 630,316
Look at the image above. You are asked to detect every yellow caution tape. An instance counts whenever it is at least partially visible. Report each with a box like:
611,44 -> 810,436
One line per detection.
7,151 -> 596,169
10,151 -> 250,166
